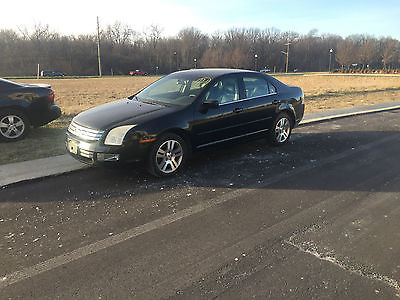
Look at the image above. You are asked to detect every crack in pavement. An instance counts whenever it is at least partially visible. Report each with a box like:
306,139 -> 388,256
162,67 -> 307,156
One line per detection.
285,231 -> 400,298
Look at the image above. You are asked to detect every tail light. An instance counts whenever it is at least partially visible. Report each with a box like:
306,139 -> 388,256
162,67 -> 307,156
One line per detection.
48,89 -> 55,105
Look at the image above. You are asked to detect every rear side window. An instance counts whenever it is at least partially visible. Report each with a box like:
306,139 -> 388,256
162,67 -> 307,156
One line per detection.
243,76 -> 276,98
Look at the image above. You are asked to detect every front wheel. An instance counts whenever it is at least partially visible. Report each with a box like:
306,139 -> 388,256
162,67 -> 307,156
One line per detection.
147,133 -> 187,177
268,112 -> 292,146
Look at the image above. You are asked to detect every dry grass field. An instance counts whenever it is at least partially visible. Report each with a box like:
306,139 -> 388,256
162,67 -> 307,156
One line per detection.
279,74 -> 400,112
14,74 -> 400,115
1,74 -> 399,165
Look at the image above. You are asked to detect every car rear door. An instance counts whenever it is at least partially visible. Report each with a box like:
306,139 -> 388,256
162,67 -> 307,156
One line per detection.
236,74 -> 279,134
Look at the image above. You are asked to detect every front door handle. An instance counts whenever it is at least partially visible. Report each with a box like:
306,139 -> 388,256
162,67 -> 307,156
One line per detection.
234,107 -> 243,113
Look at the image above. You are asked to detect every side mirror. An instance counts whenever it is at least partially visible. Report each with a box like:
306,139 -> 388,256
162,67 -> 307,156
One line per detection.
203,99 -> 219,109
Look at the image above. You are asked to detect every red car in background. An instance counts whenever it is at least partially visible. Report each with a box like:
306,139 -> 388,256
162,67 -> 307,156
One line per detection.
129,70 -> 148,76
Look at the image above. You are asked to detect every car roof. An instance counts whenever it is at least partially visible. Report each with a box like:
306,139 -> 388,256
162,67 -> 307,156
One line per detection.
172,68 -> 259,79
169,68 -> 284,88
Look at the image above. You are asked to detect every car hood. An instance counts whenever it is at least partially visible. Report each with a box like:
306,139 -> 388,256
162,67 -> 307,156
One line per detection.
73,98 -> 174,130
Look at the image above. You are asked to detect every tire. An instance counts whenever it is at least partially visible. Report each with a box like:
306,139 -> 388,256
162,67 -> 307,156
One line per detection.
268,112 -> 292,146
0,109 -> 30,142
147,133 -> 187,177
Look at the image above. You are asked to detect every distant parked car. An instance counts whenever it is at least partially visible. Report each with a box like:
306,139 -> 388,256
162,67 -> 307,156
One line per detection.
41,70 -> 65,77
0,78 -> 61,141
129,70 -> 148,76
260,68 -> 271,73
66,68 -> 304,176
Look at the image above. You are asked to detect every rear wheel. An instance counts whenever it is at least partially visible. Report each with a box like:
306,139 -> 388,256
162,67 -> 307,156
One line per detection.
0,109 -> 30,142
268,112 -> 292,146
147,133 -> 187,177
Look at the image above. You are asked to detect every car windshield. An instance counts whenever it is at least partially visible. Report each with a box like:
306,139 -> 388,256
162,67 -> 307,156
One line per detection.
135,74 -> 212,106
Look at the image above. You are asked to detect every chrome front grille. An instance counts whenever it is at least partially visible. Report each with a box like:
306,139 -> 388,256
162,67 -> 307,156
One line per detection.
68,121 -> 104,141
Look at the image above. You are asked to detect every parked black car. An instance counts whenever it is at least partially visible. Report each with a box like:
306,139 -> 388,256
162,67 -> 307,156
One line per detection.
0,78 -> 61,141
66,69 -> 304,176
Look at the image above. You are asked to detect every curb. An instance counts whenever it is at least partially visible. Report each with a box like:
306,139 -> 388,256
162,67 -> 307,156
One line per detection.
1,102 -> 399,188
300,102 -> 400,125
0,154 -> 87,188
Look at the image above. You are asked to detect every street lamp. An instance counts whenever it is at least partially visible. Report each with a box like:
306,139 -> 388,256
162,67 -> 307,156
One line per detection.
329,49 -> 334,72
173,51 -> 178,71
193,58 -> 197,69
254,54 -> 258,71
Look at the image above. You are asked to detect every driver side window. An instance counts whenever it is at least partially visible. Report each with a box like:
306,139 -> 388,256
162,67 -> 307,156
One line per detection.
204,77 -> 239,105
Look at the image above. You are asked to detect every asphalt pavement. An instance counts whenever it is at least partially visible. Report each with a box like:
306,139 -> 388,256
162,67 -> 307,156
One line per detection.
0,105 -> 400,299
1,101 -> 400,188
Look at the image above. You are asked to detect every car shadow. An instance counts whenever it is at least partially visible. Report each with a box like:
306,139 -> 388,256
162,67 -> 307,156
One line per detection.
2,129 -> 400,203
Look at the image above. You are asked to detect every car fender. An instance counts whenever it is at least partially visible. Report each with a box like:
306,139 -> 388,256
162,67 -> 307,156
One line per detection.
277,102 -> 296,125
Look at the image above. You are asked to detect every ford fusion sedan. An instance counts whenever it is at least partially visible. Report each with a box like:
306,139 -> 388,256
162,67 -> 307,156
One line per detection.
0,78 -> 61,141
66,69 -> 304,176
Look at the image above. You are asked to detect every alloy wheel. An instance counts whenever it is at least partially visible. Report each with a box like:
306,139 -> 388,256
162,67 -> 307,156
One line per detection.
0,115 -> 25,139
274,117 -> 291,143
155,139 -> 184,174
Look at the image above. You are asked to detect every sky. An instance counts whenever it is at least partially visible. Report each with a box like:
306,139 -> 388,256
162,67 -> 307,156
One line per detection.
1,0 -> 399,39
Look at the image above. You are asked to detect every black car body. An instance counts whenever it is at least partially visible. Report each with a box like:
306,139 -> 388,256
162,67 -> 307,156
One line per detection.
0,78 -> 61,141
66,69 -> 304,176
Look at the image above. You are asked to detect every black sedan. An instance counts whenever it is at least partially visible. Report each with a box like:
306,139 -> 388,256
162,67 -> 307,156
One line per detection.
66,69 -> 304,176
0,78 -> 61,141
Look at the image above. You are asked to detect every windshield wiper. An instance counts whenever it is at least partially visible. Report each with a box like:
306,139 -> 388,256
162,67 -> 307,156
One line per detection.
137,97 -> 160,106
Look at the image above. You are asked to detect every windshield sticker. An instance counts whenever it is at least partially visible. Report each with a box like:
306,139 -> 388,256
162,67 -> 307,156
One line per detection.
192,77 -> 211,89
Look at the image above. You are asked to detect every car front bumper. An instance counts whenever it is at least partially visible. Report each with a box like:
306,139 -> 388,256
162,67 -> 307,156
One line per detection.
65,132 -> 151,164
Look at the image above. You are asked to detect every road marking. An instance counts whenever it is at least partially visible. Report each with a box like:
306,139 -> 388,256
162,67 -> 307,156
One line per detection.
0,133 -> 398,290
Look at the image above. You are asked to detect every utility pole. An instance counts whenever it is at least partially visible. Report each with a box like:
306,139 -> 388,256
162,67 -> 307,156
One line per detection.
281,42 -> 291,73
96,16 -> 102,77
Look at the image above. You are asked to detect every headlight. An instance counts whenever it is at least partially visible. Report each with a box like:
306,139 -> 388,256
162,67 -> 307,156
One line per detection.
104,125 -> 137,146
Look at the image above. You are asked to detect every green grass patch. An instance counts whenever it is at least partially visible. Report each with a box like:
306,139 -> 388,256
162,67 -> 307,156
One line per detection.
0,116 -> 72,165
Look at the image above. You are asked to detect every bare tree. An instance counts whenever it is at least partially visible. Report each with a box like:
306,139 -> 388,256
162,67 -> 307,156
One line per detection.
0,24 -> 399,76
381,38 -> 399,69
357,36 -> 378,69
336,39 -> 357,69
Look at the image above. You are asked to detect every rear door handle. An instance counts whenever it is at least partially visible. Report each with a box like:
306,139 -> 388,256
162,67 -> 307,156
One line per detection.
234,107 -> 243,113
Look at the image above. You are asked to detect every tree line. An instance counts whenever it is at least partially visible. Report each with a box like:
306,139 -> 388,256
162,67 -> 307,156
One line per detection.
0,23 -> 399,76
